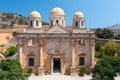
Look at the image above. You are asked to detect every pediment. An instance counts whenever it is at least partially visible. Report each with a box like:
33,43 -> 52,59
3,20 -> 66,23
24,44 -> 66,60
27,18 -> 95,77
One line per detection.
47,48 -> 65,54
46,24 -> 69,33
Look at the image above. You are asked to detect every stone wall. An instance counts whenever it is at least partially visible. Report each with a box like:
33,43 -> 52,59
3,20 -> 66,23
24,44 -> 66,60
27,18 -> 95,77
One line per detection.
0,32 -> 13,45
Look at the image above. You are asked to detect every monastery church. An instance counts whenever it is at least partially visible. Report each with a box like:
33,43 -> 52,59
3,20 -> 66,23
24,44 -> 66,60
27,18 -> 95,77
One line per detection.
0,7 -> 95,75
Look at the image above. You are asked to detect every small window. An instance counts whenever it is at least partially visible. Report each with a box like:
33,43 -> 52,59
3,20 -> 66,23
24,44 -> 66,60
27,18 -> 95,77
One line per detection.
81,21 -> 84,27
30,21 -> 33,27
29,58 -> 34,66
79,40 -> 81,45
36,21 -> 39,26
56,20 -> 59,24
6,37 -> 10,40
75,21 -> 78,27
79,57 -> 84,66
51,20 -> 53,26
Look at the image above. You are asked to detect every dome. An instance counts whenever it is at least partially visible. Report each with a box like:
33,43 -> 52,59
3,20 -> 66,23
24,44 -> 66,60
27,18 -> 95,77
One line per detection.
30,11 -> 41,18
50,7 -> 65,16
74,12 -> 84,18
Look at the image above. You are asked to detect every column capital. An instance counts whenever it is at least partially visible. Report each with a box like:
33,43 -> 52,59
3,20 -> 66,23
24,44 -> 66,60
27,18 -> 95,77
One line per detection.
38,67 -> 44,76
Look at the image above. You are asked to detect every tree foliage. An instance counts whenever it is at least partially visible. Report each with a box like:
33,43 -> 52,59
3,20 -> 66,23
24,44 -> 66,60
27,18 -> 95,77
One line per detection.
0,59 -> 26,80
92,56 -> 120,80
115,34 -> 120,39
95,41 -> 103,52
103,41 -> 119,56
95,41 -> 120,58
4,46 -> 17,57
95,28 -> 114,39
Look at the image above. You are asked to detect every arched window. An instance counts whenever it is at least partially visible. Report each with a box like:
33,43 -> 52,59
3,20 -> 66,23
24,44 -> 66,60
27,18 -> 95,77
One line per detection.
81,21 -> 84,27
51,20 -> 53,26
56,20 -> 59,24
36,21 -> 39,26
75,21 -> 78,27
30,21 -> 33,27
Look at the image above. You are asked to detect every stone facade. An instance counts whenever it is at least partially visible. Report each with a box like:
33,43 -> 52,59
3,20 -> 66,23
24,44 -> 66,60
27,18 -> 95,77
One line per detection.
14,32 -> 95,75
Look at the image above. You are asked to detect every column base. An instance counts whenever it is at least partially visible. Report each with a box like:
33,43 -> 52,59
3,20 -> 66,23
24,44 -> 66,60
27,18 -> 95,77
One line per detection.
38,67 -> 44,76
70,66 -> 76,76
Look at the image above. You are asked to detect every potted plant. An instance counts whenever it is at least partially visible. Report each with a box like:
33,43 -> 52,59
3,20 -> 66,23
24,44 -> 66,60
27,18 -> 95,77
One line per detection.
79,67 -> 86,76
27,68 -> 32,76
45,70 -> 49,75
65,69 -> 69,75
86,68 -> 91,75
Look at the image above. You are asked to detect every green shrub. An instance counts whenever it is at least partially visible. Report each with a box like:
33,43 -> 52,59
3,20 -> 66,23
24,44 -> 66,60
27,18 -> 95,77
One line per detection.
0,59 -> 26,79
4,46 -> 17,57
95,51 -> 103,58
79,67 -> 86,73
92,56 -> 120,80
65,69 -> 69,75
27,68 -> 32,73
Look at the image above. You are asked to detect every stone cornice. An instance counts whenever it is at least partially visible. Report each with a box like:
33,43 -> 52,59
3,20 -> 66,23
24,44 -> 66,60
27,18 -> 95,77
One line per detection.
13,33 -> 96,39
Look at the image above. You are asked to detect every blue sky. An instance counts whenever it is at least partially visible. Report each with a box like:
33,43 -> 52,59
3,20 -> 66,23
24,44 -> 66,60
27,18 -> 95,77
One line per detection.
0,0 -> 120,28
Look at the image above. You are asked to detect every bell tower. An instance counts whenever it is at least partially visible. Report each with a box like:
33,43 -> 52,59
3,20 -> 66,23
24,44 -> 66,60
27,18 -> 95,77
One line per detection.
73,12 -> 85,28
49,7 -> 66,27
29,11 -> 42,28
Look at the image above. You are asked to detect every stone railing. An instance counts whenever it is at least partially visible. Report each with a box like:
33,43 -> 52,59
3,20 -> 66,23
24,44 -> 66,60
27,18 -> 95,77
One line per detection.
13,33 -> 96,39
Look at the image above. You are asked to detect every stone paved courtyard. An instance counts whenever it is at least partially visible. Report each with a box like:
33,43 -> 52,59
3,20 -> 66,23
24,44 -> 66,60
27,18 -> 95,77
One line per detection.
28,74 -> 120,80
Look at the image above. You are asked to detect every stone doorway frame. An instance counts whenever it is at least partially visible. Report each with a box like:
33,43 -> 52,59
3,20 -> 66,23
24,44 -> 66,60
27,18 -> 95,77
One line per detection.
50,53 -> 65,74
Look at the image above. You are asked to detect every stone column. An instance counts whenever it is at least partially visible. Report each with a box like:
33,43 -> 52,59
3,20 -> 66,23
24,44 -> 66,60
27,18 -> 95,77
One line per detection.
16,43 -> 20,62
16,39 -> 25,68
79,20 -> 81,28
23,40 -> 28,68
16,39 -> 23,64
36,39 -> 40,67
38,44 -> 44,76
51,58 -> 53,74
72,46 -> 75,67
61,58 -> 64,74
70,44 -> 75,75
91,39 -> 95,67
19,45 -> 23,67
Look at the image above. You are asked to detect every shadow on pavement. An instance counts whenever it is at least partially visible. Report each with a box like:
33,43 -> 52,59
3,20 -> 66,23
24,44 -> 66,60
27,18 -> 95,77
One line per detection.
90,77 -> 100,80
